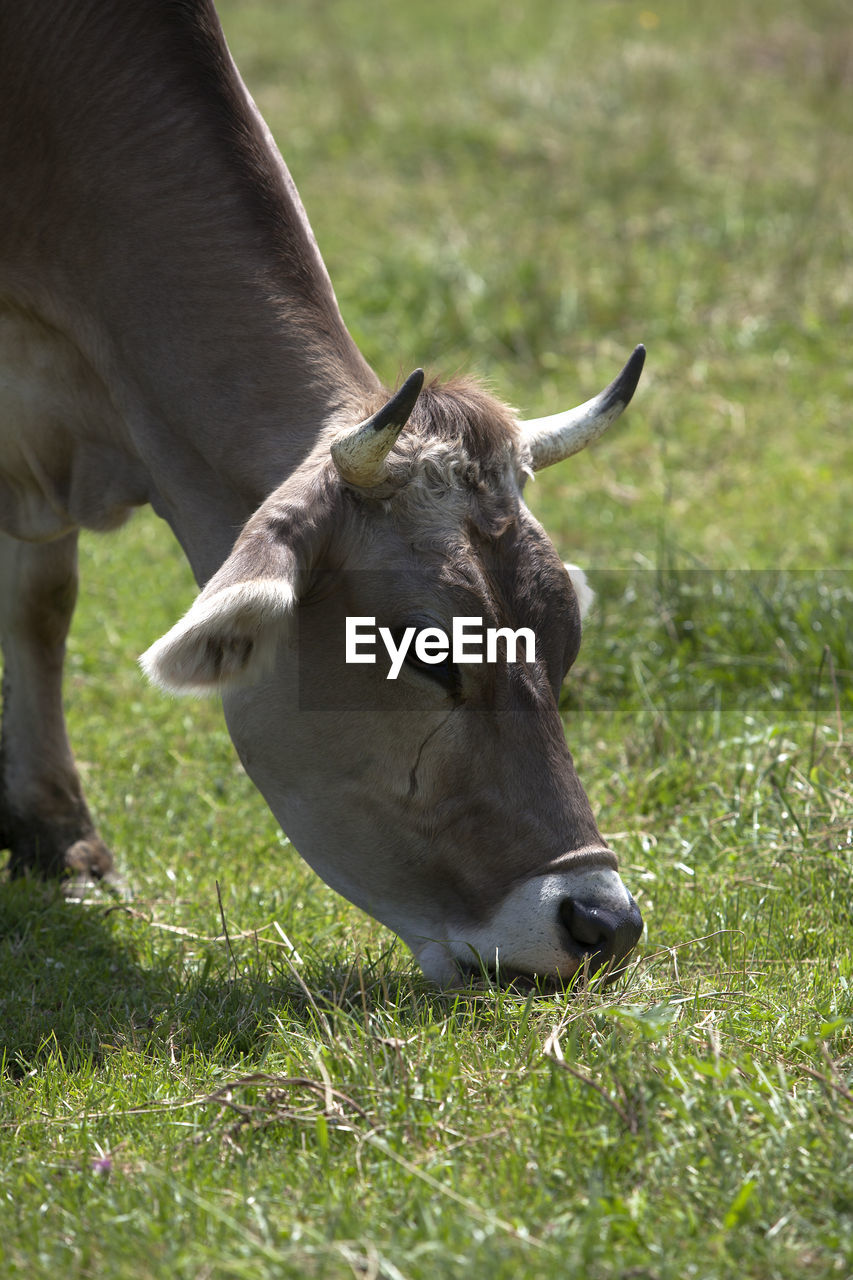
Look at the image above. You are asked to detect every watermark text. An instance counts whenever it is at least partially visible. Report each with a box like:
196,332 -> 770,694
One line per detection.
346,617 -> 536,679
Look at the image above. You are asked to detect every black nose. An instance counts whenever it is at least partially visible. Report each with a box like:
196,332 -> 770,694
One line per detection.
559,896 -> 643,976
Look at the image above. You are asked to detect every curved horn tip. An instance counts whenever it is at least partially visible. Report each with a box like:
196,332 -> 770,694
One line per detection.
379,368 -> 424,430
604,345 -> 645,409
330,366 -> 425,488
399,366 -> 425,404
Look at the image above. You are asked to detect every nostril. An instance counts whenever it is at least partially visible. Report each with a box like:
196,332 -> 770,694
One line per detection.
559,896 -> 644,965
559,897 -> 611,953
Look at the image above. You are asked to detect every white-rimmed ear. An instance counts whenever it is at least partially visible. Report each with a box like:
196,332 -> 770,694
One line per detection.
141,470 -> 340,694
564,563 -> 594,620
140,577 -> 296,694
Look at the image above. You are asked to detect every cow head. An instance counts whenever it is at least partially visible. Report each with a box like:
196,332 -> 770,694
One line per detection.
141,348 -> 646,987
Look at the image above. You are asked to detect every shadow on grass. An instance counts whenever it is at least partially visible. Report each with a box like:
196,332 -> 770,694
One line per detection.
0,878 -> 491,1076
0,879 -> 299,1075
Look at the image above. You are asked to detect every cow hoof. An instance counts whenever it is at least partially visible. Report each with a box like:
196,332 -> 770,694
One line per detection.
4,820 -> 124,896
61,837 -> 126,899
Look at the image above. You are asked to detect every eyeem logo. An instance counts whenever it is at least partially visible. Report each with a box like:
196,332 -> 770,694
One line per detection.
346,617 -> 536,680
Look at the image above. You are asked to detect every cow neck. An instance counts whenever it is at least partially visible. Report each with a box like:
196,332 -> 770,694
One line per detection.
2,0 -> 381,586
125,318 -> 375,588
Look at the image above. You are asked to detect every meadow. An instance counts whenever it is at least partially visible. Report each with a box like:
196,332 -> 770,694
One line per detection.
1,0 -> 851,1276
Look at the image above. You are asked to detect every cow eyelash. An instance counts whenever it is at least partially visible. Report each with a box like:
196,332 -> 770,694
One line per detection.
390,625 -> 461,694
404,646 -> 460,691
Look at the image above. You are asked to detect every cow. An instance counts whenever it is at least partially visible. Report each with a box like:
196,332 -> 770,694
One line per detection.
0,0 -> 645,987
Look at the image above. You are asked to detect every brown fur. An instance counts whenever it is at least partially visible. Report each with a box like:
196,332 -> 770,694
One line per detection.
0,0 -> 337,320
409,377 -> 521,466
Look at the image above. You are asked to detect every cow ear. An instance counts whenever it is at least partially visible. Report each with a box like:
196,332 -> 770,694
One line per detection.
564,563 -> 594,620
142,469 -> 341,694
139,576 -> 296,694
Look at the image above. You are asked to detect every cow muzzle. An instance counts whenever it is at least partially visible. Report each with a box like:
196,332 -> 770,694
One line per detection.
413,854 -> 643,988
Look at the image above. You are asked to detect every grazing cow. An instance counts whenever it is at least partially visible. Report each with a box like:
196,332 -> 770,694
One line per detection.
0,0 -> 645,985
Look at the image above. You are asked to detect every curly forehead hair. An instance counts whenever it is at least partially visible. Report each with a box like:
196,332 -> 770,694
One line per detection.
376,376 -> 528,544
407,376 -> 521,461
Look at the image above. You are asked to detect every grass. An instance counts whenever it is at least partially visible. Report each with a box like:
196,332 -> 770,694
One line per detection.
1,0 -> 851,1276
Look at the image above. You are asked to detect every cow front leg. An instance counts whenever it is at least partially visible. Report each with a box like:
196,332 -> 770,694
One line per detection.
0,529 -> 116,885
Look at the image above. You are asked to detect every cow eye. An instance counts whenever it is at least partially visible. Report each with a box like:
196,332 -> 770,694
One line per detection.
405,646 -> 459,690
393,626 -> 460,694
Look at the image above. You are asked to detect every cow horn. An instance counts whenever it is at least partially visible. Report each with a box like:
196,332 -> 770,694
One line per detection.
331,369 -> 425,487
522,345 -> 645,471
